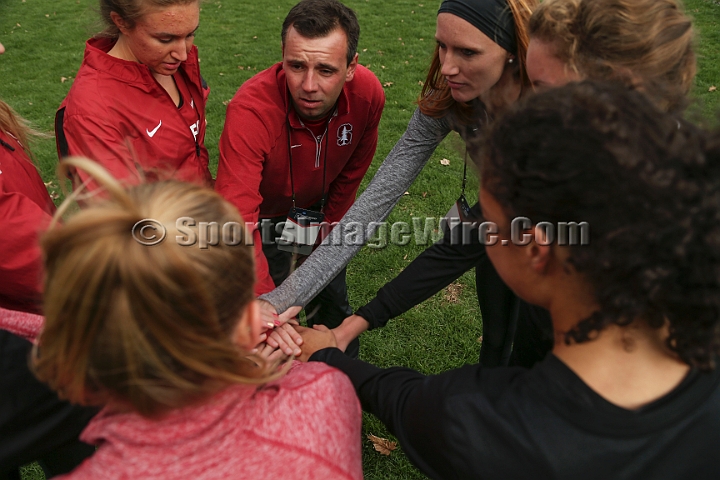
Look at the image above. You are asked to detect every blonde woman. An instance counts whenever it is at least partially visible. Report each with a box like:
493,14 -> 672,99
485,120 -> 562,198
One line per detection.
56,0 -> 213,192
0,54 -> 55,313
34,159 -> 362,479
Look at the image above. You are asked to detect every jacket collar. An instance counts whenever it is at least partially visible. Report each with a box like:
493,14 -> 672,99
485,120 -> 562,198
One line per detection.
83,37 -> 201,88
274,62 -> 351,129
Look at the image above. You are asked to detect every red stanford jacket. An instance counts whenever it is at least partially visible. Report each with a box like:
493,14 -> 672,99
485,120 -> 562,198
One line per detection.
0,131 -> 56,314
55,37 -> 212,190
216,63 -> 385,295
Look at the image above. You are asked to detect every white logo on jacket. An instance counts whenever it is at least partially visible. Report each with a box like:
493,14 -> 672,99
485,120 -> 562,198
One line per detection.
146,121 -> 162,138
337,123 -> 352,146
190,121 -> 200,141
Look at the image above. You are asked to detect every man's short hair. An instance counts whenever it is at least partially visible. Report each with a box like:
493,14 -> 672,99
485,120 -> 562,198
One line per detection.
281,0 -> 360,66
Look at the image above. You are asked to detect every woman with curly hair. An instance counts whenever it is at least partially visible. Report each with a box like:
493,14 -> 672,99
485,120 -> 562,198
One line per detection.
297,81 -> 720,478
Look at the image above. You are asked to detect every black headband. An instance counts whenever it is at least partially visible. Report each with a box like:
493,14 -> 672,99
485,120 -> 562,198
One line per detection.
437,0 -> 517,55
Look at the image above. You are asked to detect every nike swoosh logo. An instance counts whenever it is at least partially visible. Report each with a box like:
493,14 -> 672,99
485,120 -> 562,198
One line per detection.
146,121 -> 162,138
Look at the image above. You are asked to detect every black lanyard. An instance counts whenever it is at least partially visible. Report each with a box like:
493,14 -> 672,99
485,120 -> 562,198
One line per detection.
286,115 -> 329,211
174,73 -> 202,157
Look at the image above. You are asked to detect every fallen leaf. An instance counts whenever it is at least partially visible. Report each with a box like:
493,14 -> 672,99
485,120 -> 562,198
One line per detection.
383,81 -> 394,87
381,65 -> 386,69
252,36 -> 257,39
376,50 -> 384,55
709,86 -> 717,92
219,72 -> 224,76
403,191 -> 410,195
403,254 -> 408,260
444,282 -> 464,304
418,80 -> 424,86
60,77 -> 67,83
367,434 -> 397,456
398,37 -> 402,41
477,336 -> 483,344
422,192 -> 427,198
28,102 -> 32,105
440,158 -> 450,166
234,53 -> 242,57
16,23 -> 21,27
362,48 -> 367,52
223,99 -> 231,105
405,61 -> 409,64
45,14 -> 49,18
238,66 -> 245,70
49,192 -> 60,200
44,181 -> 54,187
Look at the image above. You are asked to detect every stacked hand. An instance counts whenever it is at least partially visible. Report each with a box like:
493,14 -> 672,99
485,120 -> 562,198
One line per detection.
256,302 -> 367,361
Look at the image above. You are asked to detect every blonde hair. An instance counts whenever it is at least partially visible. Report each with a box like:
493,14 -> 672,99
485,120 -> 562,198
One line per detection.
0,99 -> 43,152
98,0 -> 200,37
529,0 -> 695,113
418,0 -> 538,123
34,158 -> 275,417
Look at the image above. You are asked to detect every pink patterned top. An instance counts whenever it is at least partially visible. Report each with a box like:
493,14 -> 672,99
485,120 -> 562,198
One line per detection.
58,362 -> 363,480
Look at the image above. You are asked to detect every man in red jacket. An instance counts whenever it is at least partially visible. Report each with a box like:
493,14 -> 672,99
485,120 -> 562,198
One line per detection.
216,0 -> 384,357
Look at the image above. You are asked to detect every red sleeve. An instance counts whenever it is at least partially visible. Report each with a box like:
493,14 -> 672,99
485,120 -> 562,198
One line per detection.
62,113 -> 143,191
322,91 -> 385,225
215,101 -> 276,296
0,190 -> 53,314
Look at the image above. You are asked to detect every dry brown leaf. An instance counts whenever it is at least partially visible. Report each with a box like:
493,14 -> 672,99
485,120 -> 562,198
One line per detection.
440,158 -> 450,166
234,53 -> 242,57
45,14 -> 49,18
383,81 -> 393,87
422,192 -> 427,198
367,434 -> 397,456
418,80 -> 424,86
238,66 -> 244,70
222,99 -> 231,106
362,48 -> 367,52
477,336 -> 483,344
381,65 -> 386,69
60,77 -> 67,83
403,191 -> 410,195
444,282 -> 464,304
709,86 -> 717,92
219,72 -> 224,76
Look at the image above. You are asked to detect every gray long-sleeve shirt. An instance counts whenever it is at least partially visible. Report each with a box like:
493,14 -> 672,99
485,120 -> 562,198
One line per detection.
260,108 -> 452,312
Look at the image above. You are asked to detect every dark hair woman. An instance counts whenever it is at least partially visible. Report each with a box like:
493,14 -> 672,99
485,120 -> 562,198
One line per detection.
298,81 -> 720,478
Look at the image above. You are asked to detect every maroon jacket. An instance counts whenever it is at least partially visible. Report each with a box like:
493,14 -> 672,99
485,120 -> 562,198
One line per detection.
216,63 -> 384,295
0,131 -> 56,314
56,37 -> 212,190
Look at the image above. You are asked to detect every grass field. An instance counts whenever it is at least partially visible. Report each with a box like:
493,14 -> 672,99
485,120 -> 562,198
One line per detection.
2,0 -> 719,478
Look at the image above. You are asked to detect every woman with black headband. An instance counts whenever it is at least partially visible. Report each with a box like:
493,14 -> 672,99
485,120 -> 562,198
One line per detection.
263,0 -> 537,364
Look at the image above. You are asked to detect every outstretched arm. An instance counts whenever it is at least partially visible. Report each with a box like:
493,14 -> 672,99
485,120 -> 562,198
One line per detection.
260,108 -> 451,313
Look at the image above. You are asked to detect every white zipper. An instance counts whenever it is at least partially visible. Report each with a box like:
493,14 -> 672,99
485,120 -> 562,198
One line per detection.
298,110 -> 337,168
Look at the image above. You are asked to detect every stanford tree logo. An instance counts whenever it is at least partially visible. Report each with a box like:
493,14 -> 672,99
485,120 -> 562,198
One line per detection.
337,123 -> 353,146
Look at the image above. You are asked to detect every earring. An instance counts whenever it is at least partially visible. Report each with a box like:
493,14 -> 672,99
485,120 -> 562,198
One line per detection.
508,58 -> 514,64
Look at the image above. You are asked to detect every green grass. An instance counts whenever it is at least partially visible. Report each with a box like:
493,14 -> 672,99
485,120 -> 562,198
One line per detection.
1,0 -> 719,478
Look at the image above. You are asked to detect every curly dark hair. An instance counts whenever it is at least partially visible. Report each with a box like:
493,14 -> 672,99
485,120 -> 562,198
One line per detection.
476,81 -> 720,370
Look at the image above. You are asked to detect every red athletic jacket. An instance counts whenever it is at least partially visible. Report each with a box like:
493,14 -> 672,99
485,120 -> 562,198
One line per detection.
0,131 -> 56,314
56,37 -> 212,191
216,63 -> 384,295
